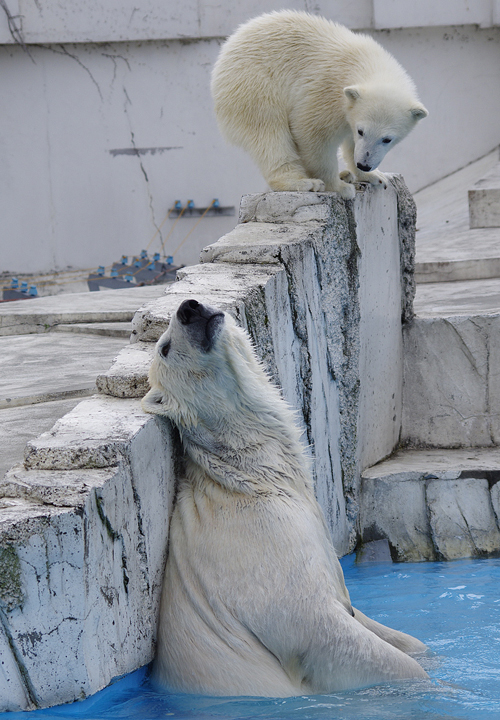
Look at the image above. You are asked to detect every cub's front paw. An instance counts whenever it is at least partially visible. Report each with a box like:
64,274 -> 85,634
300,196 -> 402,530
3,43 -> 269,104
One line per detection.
357,169 -> 388,189
339,170 -> 356,184
294,178 -> 326,192
337,179 -> 356,200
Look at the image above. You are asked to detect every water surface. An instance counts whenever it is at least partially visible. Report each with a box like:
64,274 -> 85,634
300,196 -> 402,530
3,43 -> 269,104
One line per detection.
3,556 -> 500,719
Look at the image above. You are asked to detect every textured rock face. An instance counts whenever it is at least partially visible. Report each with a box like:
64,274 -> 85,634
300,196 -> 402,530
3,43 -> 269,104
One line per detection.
427,477 -> 500,559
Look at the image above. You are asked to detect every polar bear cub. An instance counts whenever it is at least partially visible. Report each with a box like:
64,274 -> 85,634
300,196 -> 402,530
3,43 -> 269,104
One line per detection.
211,10 -> 428,199
142,299 -> 428,697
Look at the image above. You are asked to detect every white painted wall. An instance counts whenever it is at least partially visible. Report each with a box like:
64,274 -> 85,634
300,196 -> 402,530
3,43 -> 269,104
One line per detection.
0,1 -> 499,275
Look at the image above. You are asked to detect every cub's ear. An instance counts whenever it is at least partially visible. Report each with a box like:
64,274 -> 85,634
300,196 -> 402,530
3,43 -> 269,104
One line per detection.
410,104 -> 428,120
344,86 -> 361,102
142,388 -> 167,416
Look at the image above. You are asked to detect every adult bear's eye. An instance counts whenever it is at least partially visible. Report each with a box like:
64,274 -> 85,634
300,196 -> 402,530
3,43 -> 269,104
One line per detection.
358,128 -> 364,136
160,341 -> 171,358
382,137 -> 392,144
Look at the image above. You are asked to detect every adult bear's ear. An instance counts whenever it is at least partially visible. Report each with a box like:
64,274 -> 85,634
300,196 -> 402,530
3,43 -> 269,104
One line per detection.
142,388 -> 168,416
344,86 -> 361,102
410,103 -> 428,120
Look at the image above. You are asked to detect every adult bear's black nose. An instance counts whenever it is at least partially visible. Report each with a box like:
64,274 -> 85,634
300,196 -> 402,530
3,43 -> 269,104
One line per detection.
177,299 -> 219,326
176,299 -> 225,351
177,299 -> 204,325
357,162 -> 372,172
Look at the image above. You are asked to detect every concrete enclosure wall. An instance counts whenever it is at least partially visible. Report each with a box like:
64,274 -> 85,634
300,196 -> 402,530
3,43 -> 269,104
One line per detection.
1,0 -> 499,274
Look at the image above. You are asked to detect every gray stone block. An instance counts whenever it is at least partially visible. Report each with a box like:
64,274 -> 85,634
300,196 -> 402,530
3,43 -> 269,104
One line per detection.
96,342 -> 155,398
427,477 -> 500,560
490,481 -> 500,524
359,475 -> 435,562
361,448 -> 500,563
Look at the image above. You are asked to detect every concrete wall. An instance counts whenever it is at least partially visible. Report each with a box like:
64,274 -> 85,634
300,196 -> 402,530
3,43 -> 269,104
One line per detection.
1,0 -> 499,275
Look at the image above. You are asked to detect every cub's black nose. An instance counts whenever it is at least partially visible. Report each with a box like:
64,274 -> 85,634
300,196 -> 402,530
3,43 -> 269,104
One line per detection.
177,299 -> 205,324
357,162 -> 372,172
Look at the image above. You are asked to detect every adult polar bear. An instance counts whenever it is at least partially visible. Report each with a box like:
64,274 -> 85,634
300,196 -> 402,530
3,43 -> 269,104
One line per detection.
211,11 -> 428,199
143,299 -> 428,697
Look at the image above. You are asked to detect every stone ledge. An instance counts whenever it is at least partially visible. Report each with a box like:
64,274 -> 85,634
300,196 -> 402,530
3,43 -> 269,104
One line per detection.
200,220 -> 320,264
0,287 -> 166,337
130,262 -> 283,344
1,465 -> 112,508
238,190 -> 351,224
360,447 -> 500,562
96,343 -> 155,399
23,396 -> 152,470
0,403 -> 176,711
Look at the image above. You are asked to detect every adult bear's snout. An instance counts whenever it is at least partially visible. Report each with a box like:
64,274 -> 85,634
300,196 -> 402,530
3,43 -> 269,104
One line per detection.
176,299 -> 225,351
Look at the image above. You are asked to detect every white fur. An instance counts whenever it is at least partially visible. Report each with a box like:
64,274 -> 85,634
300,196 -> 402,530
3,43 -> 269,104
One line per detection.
211,10 -> 428,198
143,302 -> 428,697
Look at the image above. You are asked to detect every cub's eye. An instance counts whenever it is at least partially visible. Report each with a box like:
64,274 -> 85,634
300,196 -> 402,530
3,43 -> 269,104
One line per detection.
357,129 -> 364,137
160,341 -> 171,358
382,137 -> 392,144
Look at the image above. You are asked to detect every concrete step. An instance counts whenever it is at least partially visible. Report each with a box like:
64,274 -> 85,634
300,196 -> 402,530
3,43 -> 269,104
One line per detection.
0,287 -> 162,482
0,332 -> 128,480
0,285 -> 168,336
414,148 -> 500,283
414,276 -> 500,317
52,322 -> 133,338
0,333 -> 127,410
360,447 -> 500,562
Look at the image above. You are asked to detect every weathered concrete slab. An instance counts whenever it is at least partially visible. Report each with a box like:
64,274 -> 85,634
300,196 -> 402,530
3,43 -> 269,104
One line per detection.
492,482 -> 500,523
360,447 -> 500,561
0,286 -> 166,336
131,263 -> 283,343
403,315 -> 500,447
362,446 -> 500,479
469,162 -> 500,228
24,395 -> 150,471
0,332 -> 126,409
52,322 -> 133,338
414,278 -> 500,317
360,474 -> 434,562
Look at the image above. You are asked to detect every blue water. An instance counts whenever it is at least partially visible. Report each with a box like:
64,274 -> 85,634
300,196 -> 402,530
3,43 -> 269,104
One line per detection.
3,556 -> 500,719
